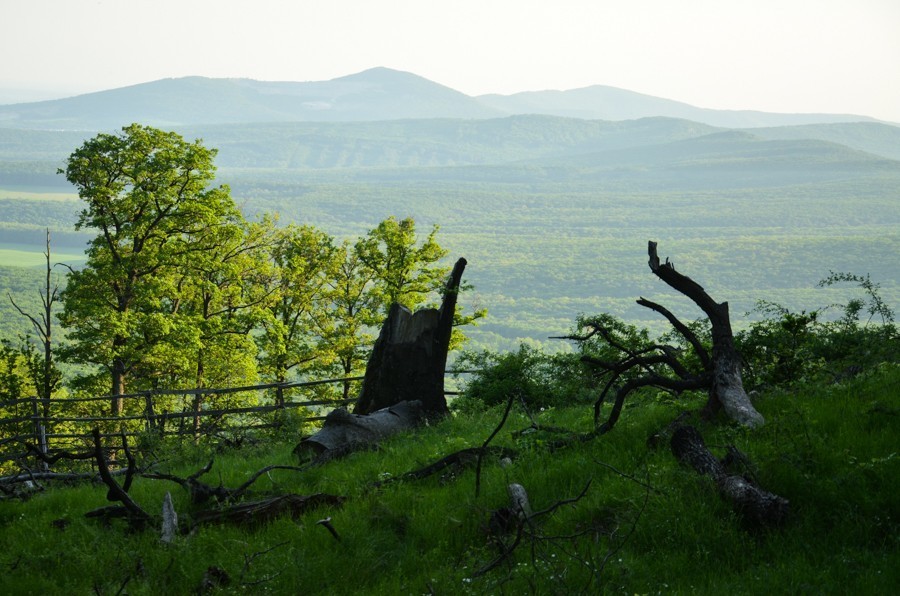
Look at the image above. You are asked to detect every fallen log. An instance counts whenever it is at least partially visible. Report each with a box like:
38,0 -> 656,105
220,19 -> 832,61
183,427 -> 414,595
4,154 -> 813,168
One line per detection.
671,425 -> 788,527
294,400 -> 426,462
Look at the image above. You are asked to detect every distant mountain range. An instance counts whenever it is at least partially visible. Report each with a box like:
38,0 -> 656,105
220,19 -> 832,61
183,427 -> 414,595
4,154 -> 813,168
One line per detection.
0,67 -> 888,131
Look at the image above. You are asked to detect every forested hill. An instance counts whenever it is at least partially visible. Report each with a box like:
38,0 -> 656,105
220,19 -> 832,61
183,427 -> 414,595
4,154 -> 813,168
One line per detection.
2,109 -> 898,353
0,67 -> 887,130
1,116 -> 899,175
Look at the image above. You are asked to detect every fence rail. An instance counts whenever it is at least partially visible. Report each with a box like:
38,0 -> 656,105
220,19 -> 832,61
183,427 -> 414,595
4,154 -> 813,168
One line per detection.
0,376 -> 372,466
0,371 -> 471,468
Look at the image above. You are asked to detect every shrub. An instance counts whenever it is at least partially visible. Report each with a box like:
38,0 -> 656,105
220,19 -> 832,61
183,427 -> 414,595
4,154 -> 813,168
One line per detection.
451,344 -> 592,412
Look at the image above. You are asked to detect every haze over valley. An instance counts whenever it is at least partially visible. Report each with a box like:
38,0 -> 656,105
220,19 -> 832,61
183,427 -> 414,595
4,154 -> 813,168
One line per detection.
1,68 -> 898,350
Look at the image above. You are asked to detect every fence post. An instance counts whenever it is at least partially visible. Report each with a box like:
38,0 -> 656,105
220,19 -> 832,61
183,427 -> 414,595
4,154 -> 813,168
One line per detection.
144,391 -> 157,434
31,395 -> 49,472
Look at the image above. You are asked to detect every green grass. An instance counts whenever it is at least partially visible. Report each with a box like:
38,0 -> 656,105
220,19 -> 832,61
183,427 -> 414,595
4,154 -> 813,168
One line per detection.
1,367 -> 898,594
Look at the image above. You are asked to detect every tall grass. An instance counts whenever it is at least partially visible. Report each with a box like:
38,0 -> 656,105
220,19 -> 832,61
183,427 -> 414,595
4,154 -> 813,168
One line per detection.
1,365 -> 898,594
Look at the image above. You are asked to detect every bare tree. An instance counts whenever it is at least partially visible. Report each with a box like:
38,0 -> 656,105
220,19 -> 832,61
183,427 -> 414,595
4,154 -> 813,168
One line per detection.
570,242 -> 764,432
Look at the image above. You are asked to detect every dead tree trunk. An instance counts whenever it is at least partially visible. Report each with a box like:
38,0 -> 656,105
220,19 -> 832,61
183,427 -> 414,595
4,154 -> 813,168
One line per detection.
296,258 -> 467,461
646,241 -> 763,427
671,425 -> 788,527
294,400 -> 426,461
354,257 -> 466,417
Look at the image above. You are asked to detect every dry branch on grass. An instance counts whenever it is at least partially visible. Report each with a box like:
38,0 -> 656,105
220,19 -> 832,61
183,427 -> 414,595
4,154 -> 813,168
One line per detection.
192,493 -> 345,527
371,446 -> 518,489
142,460 -> 308,505
671,424 -> 788,527
25,428 -> 152,526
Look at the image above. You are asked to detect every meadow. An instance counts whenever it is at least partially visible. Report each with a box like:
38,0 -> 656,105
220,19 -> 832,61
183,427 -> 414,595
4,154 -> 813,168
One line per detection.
1,364 -> 897,594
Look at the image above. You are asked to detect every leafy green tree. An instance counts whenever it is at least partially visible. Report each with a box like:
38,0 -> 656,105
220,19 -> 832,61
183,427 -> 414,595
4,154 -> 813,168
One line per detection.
258,224 -> 338,394
172,216 -> 275,430
355,215 -> 485,350
314,240 -> 381,400
737,271 -> 898,388
58,124 -> 239,415
355,216 -> 449,313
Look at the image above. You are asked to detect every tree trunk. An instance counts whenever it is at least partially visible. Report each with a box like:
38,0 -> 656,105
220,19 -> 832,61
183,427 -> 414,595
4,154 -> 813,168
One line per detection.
647,241 -> 764,428
111,357 -> 126,416
354,257 -> 466,417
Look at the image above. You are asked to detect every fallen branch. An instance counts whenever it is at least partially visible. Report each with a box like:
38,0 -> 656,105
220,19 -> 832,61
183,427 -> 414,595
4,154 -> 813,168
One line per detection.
27,427 -> 150,526
671,425 -> 788,527
143,460 -> 309,505
474,480 -> 593,579
476,390 -> 517,498
372,446 -> 517,489
192,493 -> 345,527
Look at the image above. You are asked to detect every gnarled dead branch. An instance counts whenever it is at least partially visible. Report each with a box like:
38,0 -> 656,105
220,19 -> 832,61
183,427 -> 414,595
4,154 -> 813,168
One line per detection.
566,241 -> 764,434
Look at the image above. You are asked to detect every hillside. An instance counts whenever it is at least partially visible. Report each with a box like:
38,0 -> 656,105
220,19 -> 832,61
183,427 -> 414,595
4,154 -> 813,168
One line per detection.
1,364 -> 897,593
0,67 -> 888,130
0,68 -> 502,130
477,85 -> 884,128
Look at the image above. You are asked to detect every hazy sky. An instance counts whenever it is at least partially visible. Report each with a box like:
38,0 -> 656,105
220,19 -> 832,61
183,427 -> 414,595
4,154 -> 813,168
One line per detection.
2,0 -> 899,121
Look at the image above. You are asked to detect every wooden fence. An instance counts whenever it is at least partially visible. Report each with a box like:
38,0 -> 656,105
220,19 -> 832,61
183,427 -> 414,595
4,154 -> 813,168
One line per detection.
0,371 -> 468,468
0,376 -> 369,465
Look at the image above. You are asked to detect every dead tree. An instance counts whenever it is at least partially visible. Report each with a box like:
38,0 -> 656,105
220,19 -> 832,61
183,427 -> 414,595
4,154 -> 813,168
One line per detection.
296,258 -> 467,460
355,257 -> 467,416
570,241 -> 764,433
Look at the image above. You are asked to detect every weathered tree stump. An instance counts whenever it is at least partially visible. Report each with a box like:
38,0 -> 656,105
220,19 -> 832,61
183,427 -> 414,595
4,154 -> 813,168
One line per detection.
671,425 -> 788,527
296,258 -> 467,460
355,257 -> 467,417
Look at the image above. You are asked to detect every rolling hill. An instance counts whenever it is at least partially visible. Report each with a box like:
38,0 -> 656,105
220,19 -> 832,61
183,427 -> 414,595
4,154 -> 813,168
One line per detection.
0,67 -> 890,131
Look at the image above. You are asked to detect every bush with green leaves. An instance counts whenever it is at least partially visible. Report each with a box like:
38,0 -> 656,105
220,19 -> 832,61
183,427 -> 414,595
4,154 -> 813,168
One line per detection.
737,272 -> 898,389
451,344 -> 592,412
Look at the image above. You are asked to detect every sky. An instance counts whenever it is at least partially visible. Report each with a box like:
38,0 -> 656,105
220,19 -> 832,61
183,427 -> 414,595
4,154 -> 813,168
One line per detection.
2,0 -> 899,121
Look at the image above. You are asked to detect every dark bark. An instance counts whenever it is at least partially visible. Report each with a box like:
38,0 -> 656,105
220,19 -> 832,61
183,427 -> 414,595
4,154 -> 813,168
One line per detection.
354,257 -> 466,416
670,425 -> 788,527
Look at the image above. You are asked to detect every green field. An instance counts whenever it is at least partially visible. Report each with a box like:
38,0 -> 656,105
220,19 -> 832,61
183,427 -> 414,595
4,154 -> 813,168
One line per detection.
0,187 -> 78,201
1,364 -> 897,593
0,243 -> 86,267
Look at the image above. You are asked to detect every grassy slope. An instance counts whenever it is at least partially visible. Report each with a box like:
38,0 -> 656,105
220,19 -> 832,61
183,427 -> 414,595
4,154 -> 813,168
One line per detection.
1,365 -> 897,594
